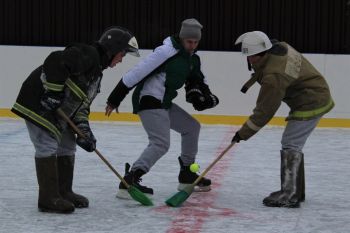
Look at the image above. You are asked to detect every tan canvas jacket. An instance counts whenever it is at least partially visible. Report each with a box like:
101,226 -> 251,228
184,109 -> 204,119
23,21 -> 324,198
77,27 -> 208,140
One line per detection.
238,42 -> 334,140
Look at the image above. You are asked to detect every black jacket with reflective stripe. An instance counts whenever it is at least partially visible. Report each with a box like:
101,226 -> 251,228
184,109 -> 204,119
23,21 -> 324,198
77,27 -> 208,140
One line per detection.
11,43 -> 104,141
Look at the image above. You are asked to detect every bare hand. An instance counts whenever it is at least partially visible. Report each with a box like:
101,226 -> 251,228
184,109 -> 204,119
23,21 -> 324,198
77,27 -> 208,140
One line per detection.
105,104 -> 118,117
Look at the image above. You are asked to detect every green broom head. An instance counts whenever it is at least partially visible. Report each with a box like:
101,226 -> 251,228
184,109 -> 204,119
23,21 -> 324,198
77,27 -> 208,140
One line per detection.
165,185 -> 194,207
128,185 -> 154,206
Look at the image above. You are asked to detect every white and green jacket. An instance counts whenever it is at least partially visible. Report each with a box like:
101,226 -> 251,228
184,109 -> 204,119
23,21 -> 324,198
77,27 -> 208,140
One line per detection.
107,36 -> 208,113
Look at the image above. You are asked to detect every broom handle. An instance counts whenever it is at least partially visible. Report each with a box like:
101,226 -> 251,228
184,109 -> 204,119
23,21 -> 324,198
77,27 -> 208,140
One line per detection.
57,108 -> 130,188
192,142 -> 235,187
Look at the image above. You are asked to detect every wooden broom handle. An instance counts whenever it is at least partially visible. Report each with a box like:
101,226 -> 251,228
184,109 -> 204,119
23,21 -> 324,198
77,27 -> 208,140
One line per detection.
192,142 -> 235,187
56,108 -> 130,188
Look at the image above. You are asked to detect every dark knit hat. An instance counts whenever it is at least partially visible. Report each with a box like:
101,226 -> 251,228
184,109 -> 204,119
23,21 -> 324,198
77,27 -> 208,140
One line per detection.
179,18 -> 203,40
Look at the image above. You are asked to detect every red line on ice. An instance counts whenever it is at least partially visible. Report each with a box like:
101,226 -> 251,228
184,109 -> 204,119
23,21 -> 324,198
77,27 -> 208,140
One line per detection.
162,127 -> 240,233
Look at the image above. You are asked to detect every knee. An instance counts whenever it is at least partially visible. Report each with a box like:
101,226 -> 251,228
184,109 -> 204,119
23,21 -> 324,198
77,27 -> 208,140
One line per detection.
159,141 -> 170,155
34,143 -> 57,157
191,119 -> 201,135
282,146 -> 303,153
57,141 -> 77,155
152,140 -> 170,155
281,139 -> 303,153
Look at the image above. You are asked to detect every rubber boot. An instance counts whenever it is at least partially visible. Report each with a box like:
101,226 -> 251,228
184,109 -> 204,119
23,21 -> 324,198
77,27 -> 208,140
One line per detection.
263,151 -> 305,204
57,155 -> 89,208
35,156 -> 75,213
300,155 -> 305,202
262,152 -> 286,203
263,150 -> 303,208
178,157 -> 211,192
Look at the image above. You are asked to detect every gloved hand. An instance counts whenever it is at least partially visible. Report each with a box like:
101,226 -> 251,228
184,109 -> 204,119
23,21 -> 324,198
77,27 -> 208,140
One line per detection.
185,86 -> 203,104
206,93 -> 219,108
231,132 -> 242,143
191,95 -> 206,111
75,121 -> 96,152
192,93 -> 219,111
185,81 -> 219,111
40,91 -> 65,111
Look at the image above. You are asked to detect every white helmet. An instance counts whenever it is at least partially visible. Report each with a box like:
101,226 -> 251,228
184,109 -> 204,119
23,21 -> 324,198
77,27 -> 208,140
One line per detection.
235,31 -> 272,56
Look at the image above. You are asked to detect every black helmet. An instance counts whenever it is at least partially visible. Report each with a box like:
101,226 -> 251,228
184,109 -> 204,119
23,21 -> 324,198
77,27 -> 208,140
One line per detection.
98,26 -> 140,59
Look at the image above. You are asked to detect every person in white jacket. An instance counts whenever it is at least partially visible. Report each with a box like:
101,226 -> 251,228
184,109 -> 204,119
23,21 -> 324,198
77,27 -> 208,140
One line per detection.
105,18 -> 219,198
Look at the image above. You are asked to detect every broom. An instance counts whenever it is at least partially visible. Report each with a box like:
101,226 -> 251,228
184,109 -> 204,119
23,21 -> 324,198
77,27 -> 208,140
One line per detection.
57,108 -> 153,206
165,142 -> 235,207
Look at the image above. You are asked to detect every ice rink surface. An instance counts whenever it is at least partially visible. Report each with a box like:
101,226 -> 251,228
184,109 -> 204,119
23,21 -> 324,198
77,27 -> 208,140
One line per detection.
1,118 -> 349,233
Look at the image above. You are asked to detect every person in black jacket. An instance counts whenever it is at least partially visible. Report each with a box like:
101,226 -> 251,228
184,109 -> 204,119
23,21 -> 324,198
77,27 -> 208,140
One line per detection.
11,26 -> 140,214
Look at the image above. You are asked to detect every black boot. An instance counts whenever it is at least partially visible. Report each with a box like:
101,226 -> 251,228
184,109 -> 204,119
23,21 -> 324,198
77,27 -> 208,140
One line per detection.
57,155 -> 89,208
116,163 -> 154,199
35,156 -> 75,213
178,157 -> 211,192
263,150 -> 303,208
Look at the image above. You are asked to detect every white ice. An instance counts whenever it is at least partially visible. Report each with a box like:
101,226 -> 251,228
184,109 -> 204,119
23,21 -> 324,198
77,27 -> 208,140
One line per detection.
1,118 -> 349,233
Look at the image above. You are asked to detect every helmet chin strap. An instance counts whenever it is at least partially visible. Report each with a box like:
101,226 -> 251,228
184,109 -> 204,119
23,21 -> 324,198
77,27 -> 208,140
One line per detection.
247,57 -> 252,71
107,56 -> 114,68
93,42 -> 113,69
102,54 -> 113,69
240,74 -> 257,94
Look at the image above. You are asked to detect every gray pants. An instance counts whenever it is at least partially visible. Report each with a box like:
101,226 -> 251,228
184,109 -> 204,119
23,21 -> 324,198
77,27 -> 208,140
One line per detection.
25,120 -> 76,158
132,104 -> 201,172
281,117 -> 321,152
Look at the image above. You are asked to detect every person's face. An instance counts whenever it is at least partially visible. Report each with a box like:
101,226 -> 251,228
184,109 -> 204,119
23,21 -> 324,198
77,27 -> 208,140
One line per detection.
182,38 -> 199,54
247,54 -> 263,64
109,51 -> 126,68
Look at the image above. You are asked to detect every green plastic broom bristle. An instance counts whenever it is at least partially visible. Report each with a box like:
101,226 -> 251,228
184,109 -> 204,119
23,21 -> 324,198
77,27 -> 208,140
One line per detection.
165,190 -> 190,207
165,143 -> 235,207
128,185 -> 154,206
165,185 -> 194,207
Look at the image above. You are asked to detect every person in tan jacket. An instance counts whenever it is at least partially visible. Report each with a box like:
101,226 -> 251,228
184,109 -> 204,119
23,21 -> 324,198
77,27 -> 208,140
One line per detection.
233,31 -> 334,208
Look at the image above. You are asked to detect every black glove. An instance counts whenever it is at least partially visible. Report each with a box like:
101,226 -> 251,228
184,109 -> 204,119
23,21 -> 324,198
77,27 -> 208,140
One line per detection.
40,91 -> 65,111
185,86 -> 204,104
205,93 -> 219,108
185,84 -> 207,110
231,132 -> 242,143
75,121 -> 96,152
192,93 -> 219,111
191,95 -> 206,111
185,80 -> 219,111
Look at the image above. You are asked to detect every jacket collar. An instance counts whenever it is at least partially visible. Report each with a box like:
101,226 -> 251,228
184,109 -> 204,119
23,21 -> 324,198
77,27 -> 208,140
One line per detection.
169,35 -> 195,57
251,53 -> 269,71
